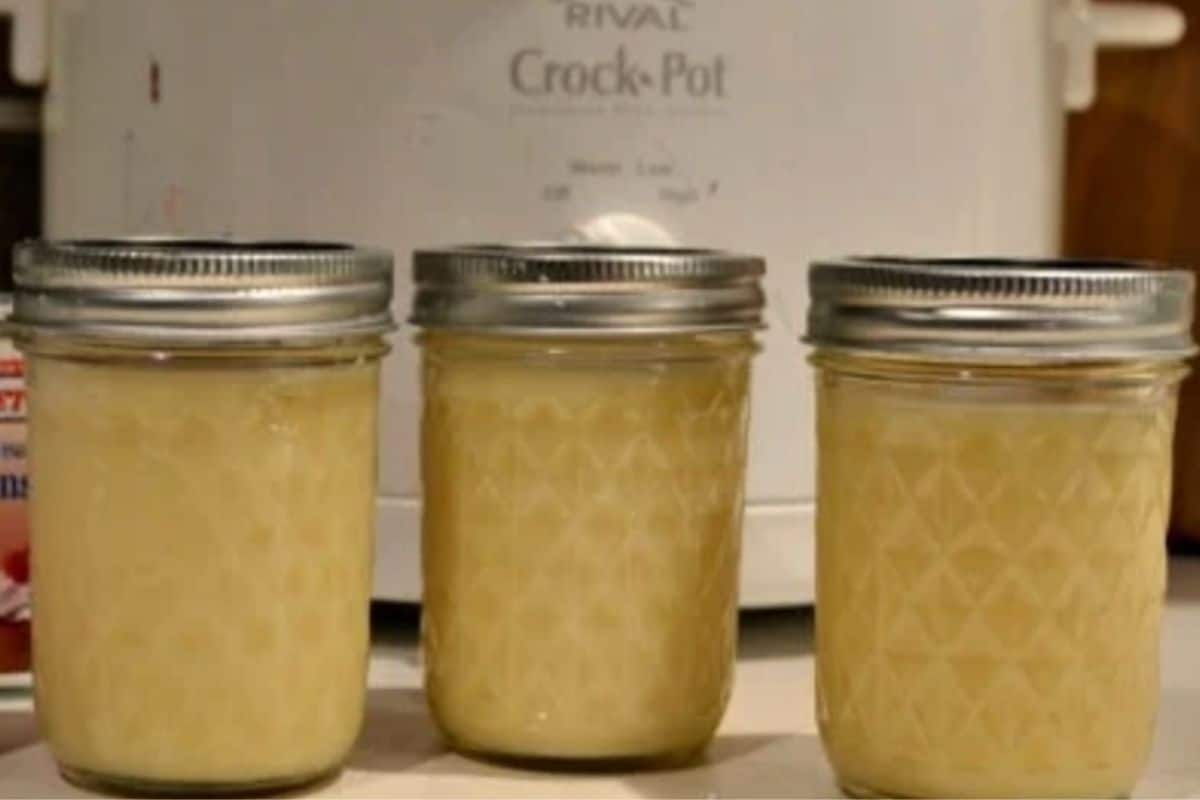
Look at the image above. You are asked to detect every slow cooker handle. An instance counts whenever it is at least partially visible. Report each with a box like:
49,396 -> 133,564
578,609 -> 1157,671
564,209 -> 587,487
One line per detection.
0,0 -> 45,87
1057,0 -> 1187,111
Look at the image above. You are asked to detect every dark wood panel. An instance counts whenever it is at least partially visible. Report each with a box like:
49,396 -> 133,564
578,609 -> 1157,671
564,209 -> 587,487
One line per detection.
0,18 -> 40,290
0,133 -> 39,291
1064,0 -> 1200,542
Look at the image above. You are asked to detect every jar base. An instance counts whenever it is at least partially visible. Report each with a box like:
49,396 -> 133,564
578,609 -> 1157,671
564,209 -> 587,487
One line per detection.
58,762 -> 342,797
838,778 -> 1132,799
840,780 -> 910,799
449,742 -> 707,773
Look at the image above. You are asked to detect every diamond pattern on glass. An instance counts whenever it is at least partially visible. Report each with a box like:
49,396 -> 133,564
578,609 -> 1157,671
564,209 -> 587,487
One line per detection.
31,358 -> 377,787
420,342 -> 750,760
815,372 -> 1174,798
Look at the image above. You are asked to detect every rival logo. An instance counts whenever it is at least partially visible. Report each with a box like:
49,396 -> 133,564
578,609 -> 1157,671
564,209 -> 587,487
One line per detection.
554,0 -> 693,32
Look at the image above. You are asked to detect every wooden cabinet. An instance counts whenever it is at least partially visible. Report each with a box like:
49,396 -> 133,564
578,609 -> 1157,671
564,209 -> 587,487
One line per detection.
1064,0 -> 1200,545
0,17 -> 40,292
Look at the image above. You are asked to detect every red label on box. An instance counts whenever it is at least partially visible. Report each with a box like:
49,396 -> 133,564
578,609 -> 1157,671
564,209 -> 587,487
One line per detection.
0,356 -> 29,674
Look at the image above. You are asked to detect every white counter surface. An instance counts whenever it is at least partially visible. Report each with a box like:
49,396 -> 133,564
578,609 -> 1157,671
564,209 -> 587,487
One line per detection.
2,557 -> 1199,799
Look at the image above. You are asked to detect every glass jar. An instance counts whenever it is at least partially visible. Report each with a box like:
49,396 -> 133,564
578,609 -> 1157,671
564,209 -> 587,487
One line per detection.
411,245 -> 764,764
806,257 -> 1195,799
11,240 -> 394,795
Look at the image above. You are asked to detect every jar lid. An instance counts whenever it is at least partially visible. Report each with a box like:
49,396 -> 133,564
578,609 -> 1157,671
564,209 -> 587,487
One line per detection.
410,244 -> 765,334
806,257 -> 1197,362
11,239 -> 395,346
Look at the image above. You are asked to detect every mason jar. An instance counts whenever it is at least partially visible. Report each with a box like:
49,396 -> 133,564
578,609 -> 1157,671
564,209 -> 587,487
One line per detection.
411,245 -> 763,764
11,240 -> 393,795
806,257 -> 1195,799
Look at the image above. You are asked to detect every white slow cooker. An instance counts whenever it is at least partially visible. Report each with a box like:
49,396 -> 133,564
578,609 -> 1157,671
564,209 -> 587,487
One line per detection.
4,0 -> 1184,605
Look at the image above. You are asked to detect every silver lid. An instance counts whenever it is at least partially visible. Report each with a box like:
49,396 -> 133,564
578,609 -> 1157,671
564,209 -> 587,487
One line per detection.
11,238 -> 395,346
806,257 -> 1197,362
410,244 -> 765,334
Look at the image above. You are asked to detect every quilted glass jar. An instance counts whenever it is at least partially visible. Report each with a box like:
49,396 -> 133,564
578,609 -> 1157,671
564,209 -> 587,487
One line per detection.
10,240 -> 394,796
411,245 -> 763,764
807,258 -> 1195,799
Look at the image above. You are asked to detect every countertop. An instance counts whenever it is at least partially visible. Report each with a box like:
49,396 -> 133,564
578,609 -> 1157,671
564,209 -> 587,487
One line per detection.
2,558 -> 1199,799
